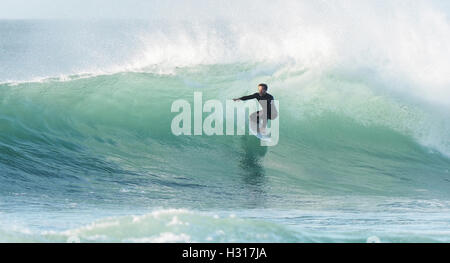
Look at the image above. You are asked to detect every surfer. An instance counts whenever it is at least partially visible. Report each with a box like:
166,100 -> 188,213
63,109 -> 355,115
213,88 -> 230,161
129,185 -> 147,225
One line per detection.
233,83 -> 277,135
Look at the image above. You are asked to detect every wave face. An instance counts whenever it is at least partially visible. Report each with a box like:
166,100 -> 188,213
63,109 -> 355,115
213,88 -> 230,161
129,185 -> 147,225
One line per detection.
1,1 -> 450,242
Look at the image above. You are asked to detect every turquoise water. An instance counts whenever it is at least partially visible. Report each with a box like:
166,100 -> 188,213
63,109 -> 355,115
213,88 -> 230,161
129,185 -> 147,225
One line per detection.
1,8 -> 450,242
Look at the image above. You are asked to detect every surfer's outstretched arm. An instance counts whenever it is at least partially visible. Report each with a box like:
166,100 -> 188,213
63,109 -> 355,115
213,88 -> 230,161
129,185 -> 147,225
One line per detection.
233,93 -> 258,101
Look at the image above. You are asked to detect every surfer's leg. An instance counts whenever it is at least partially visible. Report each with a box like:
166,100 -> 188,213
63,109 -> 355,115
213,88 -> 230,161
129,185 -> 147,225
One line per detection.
258,111 -> 268,134
257,112 -> 260,133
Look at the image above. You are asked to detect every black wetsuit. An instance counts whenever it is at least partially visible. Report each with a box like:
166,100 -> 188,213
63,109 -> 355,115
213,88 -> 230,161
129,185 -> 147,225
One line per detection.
239,93 -> 275,119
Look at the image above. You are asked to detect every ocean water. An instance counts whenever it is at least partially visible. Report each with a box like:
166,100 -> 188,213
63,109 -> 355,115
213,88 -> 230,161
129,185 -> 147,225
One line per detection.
1,1 -> 450,243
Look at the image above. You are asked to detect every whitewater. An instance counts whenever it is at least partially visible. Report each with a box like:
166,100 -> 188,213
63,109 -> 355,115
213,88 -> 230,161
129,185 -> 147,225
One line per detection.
1,0 -> 450,242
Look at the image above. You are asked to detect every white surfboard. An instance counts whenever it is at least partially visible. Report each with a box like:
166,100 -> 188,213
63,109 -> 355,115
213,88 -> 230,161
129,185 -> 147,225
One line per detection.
249,122 -> 272,142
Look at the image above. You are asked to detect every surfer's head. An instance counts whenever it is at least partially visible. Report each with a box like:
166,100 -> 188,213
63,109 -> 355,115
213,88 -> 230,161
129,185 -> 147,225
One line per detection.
258,83 -> 268,95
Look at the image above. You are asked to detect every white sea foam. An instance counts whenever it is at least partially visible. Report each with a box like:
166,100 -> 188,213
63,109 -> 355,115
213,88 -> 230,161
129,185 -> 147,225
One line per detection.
2,1 -> 450,108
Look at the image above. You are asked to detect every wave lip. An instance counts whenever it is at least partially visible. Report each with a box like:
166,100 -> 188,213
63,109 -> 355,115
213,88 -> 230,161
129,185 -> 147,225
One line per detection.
2,2 -> 450,108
